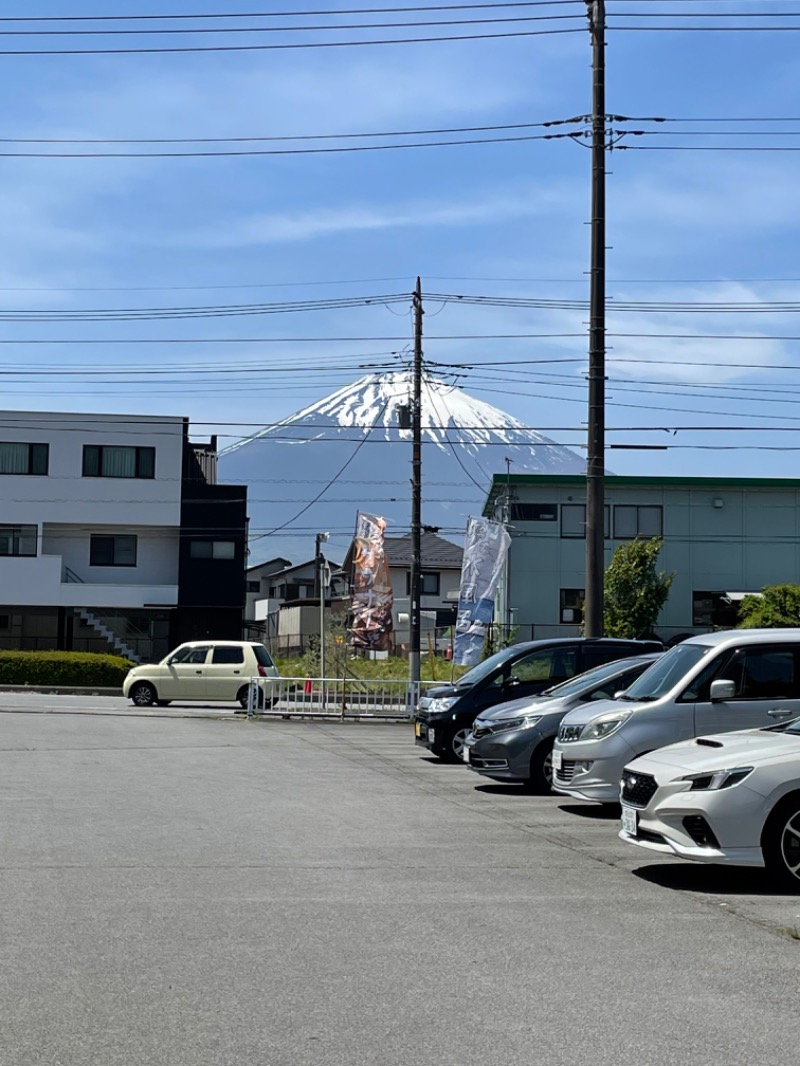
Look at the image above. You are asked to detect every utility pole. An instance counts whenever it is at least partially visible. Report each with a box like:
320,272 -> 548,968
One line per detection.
503,457 -> 513,636
315,531 -> 329,690
409,277 -> 423,686
584,0 -> 606,638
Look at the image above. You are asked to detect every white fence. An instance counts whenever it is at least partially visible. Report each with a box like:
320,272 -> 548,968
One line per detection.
245,676 -> 441,720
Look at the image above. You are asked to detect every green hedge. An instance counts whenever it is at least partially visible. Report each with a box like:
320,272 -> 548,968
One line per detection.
0,650 -> 134,687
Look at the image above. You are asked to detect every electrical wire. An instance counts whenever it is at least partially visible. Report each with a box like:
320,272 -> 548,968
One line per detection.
0,3 -> 585,22
0,27 -> 584,55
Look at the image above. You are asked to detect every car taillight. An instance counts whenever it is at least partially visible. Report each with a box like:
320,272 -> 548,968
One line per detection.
257,664 -> 267,676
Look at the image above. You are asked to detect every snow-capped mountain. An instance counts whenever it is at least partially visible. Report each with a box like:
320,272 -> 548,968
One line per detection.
219,372 -> 585,562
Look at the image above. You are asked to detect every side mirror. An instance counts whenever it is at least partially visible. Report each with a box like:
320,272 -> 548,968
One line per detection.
505,675 -> 520,688
710,678 -> 735,702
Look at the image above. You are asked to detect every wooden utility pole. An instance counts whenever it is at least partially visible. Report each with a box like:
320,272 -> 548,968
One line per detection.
584,0 -> 607,638
409,277 -> 423,685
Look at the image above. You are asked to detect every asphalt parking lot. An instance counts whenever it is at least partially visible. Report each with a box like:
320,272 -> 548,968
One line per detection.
2,696 -> 800,1066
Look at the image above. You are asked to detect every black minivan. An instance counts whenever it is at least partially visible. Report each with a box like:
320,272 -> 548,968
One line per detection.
414,638 -> 663,762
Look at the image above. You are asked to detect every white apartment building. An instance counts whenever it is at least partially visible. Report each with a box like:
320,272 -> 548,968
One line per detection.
0,411 -> 248,661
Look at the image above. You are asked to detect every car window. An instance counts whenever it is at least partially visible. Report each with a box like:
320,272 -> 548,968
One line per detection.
168,645 -> 194,664
186,646 -> 211,664
722,646 -> 800,700
492,647 -> 579,687
252,645 -> 275,668
583,661 -> 653,702
624,642 -> 714,701
212,646 -> 245,665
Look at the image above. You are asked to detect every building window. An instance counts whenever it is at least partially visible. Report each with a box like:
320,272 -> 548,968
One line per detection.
90,534 -> 137,567
189,540 -> 236,560
0,525 -> 37,557
510,502 -> 558,522
247,580 -> 260,593
0,442 -> 49,476
613,505 -> 663,539
692,591 -> 739,630
0,614 -> 10,629
560,505 -> 610,539
560,588 -> 585,624
83,445 -> 155,479
406,571 -> 441,596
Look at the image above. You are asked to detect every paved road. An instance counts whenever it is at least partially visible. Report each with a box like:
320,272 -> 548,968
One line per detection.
1,708 -> 799,1066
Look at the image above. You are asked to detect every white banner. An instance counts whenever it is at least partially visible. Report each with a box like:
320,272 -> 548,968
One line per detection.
452,516 -> 511,666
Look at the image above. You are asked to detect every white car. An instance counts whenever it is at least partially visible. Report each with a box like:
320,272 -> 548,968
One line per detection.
618,719 -> 800,889
123,640 -> 279,708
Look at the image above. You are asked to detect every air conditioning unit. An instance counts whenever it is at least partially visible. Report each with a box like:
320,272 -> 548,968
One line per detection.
562,608 -> 577,623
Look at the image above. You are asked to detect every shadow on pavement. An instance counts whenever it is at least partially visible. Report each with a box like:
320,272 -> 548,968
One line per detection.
558,802 -> 621,820
473,783 -> 527,796
632,861 -> 789,897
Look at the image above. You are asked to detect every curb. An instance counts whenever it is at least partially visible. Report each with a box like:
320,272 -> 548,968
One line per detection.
0,685 -> 122,696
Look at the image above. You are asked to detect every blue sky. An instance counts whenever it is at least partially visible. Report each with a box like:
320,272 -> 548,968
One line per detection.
3,2 -> 800,485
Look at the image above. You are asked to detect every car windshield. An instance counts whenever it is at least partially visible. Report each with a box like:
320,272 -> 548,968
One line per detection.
619,643 -> 713,702
455,646 -> 523,688
784,718 -> 800,735
539,656 -> 651,699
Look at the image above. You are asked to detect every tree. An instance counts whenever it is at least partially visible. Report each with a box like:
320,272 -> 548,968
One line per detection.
737,584 -> 800,628
603,537 -> 674,639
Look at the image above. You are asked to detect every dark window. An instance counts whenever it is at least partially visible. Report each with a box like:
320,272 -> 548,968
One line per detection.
83,445 -> 155,479
0,442 -> 49,476
613,505 -> 663,539
405,571 -> 440,595
0,525 -> 37,557
560,505 -> 610,539
247,580 -> 260,593
252,645 -> 274,668
560,588 -> 585,624
692,591 -> 739,630
723,646 -> 800,700
510,502 -> 557,522
89,534 -> 137,567
0,614 -> 10,629
211,646 -> 244,664
190,540 -> 236,560
491,647 -> 579,687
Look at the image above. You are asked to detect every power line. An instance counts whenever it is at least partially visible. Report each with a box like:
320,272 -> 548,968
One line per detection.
0,27 -> 584,55
0,3 -> 584,22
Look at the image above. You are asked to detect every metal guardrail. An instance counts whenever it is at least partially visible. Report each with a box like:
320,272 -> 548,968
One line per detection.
245,676 -> 440,720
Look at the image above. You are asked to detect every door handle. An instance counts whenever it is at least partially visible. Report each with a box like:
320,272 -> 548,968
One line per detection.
233,670 -> 241,675
768,708 -> 793,717
195,670 -> 203,675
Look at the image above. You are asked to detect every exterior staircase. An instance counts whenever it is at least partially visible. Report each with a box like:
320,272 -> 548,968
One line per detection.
77,609 -> 142,663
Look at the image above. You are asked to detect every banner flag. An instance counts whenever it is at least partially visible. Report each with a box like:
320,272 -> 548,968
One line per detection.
452,516 -> 511,667
350,512 -> 394,652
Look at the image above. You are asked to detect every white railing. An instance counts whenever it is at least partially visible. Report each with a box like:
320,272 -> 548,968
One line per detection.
244,676 -> 440,720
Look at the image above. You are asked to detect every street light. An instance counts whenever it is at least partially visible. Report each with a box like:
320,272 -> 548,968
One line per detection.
315,532 -> 330,694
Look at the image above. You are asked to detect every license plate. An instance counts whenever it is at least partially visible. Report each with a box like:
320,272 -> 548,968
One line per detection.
551,748 -> 562,771
428,727 -> 435,743
415,721 -> 422,737
621,805 -> 638,837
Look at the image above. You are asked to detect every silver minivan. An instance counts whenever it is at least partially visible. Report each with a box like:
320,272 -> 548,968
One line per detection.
552,629 -> 800,804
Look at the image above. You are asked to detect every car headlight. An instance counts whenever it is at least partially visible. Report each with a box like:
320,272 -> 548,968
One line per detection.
428,696 -> 458,714
489,715 -> 542,734
579,709 -> 633,741
680,767 -> 754,791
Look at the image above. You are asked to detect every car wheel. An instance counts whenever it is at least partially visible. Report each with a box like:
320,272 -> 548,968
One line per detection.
525,741 -> 554,794
442,727 -> 471,763
130,682 -> 157,707
762,797 -> 800,890
237,685 -> 264,710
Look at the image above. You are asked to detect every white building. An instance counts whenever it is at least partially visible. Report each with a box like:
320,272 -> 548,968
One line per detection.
0,411 -> 248,661
484,473 -> 800,643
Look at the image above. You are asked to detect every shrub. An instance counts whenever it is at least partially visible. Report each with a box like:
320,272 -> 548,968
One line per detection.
0,650 -> 134,687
